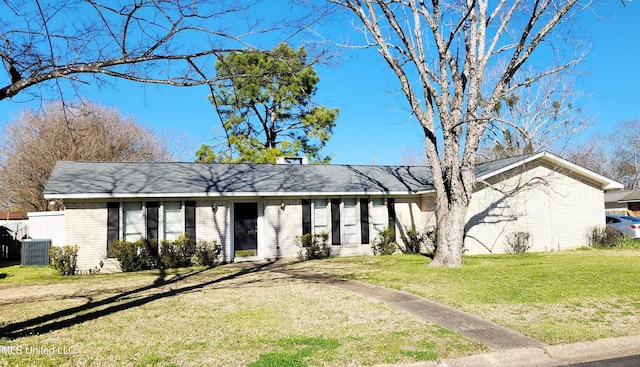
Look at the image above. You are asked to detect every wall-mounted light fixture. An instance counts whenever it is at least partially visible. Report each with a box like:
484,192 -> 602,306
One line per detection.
212,203 -> 218,213
280,201 -> 286,211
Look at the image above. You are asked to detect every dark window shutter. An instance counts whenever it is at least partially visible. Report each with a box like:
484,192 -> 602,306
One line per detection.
331,199 -> 341,246
387,198 -> 396,241
360,198 -> 370,244
185,201 -> 196,242
302,199 -> 311,235
107,202 -> 119,253
146,202 -> 159,240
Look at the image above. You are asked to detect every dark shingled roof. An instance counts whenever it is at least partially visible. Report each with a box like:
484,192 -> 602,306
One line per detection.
618,190 -> 640,203
42,153 -> 544,199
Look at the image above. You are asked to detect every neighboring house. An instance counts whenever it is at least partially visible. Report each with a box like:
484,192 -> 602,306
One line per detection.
604,190 -> 633,215
0,211 -> 28,261
606,190 -> 640,217
43,152 -> 622,272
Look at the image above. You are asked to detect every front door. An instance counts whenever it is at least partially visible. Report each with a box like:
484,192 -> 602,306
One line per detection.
234,203 -> 258,257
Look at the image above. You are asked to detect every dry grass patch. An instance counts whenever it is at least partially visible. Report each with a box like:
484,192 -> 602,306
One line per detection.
0,265 -> 482,366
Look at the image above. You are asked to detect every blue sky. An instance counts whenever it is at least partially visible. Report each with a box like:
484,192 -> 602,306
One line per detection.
1,2 -> 638,165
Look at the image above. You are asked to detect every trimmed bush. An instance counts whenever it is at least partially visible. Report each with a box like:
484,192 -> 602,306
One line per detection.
372,227 -> 397,255
504,231 -> 532,254
192,239 -> 222,267
295,232 -> 330,261
49,245 -> 78,275
108,239 -> 159,272
109,234 -> 222,272
160,234 -> 193,269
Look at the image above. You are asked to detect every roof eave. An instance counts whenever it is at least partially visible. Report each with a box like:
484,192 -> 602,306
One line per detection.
477,151 -> 623,191
44,189 -> 427,200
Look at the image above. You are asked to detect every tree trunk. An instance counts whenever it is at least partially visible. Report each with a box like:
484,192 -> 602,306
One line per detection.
429,193 -> 468,268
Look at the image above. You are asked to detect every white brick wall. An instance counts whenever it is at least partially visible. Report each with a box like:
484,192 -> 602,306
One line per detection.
196,200 -> 231,262
263,199 -> 302,258
64,201 -> 114,272
64,196 -> 430,270
393,197 -> 424,250
464,162 -> 604,254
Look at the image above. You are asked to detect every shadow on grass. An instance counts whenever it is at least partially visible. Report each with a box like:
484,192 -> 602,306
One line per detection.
0,261 -> 277,340
0,260 -> 20,281
0,260 -> 20,268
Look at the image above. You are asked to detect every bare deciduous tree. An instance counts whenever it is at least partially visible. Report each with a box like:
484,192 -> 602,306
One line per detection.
0,101 -> 175,211
609,119 -> 640,189
480,70 -> 592,161
332,0 -> 595,267
563,131 -> 611,178
0,0 -> 329,102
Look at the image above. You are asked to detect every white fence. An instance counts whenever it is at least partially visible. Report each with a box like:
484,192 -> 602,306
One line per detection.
27,211 -> 65,248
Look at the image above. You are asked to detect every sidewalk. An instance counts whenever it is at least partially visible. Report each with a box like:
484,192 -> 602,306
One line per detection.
262,263 -> 640,366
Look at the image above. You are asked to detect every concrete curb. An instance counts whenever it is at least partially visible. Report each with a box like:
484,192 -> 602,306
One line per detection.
374,335 -> 640,367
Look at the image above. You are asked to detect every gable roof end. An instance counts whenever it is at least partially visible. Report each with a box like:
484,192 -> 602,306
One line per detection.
476,151 -> 623,191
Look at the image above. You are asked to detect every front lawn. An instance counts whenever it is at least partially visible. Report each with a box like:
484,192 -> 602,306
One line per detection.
0,264 -> 481,367
290,248 -> 640,344
2,248 -> 638,366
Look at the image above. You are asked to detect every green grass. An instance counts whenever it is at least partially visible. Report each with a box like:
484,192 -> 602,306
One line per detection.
2,248 -> 639,366
0,263 -> 63,283
235,250 -> 257,257
248,337 -> 340,367
0,263 -> 482,366
292,249 -> 640,344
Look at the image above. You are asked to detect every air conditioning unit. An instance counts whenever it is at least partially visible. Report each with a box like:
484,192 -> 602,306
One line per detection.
21,239 -> 51,266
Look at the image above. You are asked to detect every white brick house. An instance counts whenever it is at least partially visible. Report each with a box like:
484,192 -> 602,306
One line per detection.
44,152 -> 622,271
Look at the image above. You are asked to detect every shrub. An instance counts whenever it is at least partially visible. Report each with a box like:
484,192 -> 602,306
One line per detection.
424,228 -> 439,257
108,239 -> 159,272
399,227 -> 426,254
49,245 -> 78,275
192,239 -> 222,267
504,231 -> 532,254
295,232 -> 330,261
160,233 -> 193,269
372,227 -> 397,255
586,226 -> 623,248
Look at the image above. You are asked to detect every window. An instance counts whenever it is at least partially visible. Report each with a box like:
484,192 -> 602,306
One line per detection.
107,202 -> 119,250
164,201 -> 182,241
314,199 -> 328,234
146,202 -> 159,240
387,198 -> 397,242
371,198 -> 386,239
123,202 -> 143,241
343,199 -> 357,244
302,200 -> 312,235
331,199 -> 341,245
185,201 -> 196,242
360,198 -> 370,244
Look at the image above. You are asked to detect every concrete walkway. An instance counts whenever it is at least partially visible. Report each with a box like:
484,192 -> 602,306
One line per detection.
253,263 -> 640,366
273,267 -> 543,351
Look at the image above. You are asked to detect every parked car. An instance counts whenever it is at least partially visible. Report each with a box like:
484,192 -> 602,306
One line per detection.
605,215 -> 640,238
